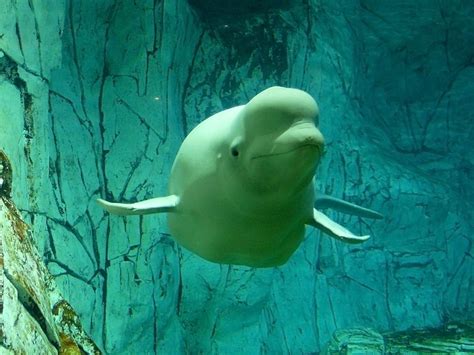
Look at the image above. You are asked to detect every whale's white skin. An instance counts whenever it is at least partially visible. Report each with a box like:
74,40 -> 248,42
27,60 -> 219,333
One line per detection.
97,87 -> 382,267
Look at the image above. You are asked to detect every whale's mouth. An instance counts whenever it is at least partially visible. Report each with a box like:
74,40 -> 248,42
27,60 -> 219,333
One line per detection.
251,143 -> 322,161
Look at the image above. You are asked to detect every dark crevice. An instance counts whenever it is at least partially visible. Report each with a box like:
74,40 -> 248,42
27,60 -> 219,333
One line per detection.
45,216 -> 96,268
27,0 -> 44,77
14,20 -> 25,62
116,94 -> 165,140
96,3 -> 120,347
76,157 -> 89,193
181,30 -> 206,137
151,270 -> 158,353
46,258 -> 90,284
144,0 -> 162,96
117,155 -> 144,202
68,0 -> 89,121
0,151 -> 13,199
50,90 -> 93,135
86,211 -> 102,280
4,270 -> 60,351
0,52 -> 35,206
176,249 -> 183,315
45,218 -> 57,259
47,98 -> 68,215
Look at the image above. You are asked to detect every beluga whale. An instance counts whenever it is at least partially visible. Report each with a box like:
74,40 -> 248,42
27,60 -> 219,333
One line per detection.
98,86 -> 382,267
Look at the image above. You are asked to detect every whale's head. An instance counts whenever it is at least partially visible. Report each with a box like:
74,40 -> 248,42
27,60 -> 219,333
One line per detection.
223,87 -> 324,203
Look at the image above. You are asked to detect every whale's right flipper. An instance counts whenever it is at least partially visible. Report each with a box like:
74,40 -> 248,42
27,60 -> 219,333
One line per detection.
97,195 -> 180,216
307,208 -> 370,244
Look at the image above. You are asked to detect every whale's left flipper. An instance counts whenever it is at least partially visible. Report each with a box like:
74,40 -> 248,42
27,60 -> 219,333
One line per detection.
97,195 -> 180,216
315,194 -> 383,220
307,208 -> 370,244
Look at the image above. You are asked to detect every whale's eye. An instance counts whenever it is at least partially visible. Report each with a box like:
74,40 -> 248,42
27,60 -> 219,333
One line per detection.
230,137 -> 243,159
231,146 -> 239,157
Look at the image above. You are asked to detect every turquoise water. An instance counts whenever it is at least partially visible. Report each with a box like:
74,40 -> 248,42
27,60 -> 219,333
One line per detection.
0,1 -> 472,353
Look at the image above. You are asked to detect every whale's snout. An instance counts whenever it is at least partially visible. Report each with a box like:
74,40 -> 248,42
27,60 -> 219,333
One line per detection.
299,125 -> 324,153
274,121 -> 325,157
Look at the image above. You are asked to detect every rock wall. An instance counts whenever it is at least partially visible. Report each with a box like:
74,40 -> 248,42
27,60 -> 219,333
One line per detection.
0,152 -> 100,353
0,0 -> 472,353
323,321 -> 474,354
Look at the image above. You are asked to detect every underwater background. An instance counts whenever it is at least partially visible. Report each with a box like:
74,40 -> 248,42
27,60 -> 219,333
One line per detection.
0,0 -> 473,353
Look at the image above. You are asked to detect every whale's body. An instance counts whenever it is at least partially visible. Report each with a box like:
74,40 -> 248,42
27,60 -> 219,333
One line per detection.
167,105 -> 316,266
98,87 -> 382,267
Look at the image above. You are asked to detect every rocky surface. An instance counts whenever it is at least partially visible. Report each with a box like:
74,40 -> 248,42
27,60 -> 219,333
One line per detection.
0,152 -> 100,353
323,321 -> 474,354
0,0 -> 472,353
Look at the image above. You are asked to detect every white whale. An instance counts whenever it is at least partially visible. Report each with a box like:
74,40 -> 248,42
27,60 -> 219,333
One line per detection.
97,86 -> 382,267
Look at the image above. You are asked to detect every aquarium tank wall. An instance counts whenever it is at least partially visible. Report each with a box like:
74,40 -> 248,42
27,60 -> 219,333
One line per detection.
0,0 -> 473,353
